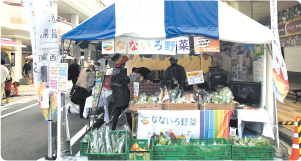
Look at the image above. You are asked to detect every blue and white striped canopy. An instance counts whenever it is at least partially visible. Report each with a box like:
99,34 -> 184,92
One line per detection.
62,0 -> 272,44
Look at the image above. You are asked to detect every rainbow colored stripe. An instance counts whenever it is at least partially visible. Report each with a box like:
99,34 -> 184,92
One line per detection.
112,54 -> 122,64
199,110 -> 232,139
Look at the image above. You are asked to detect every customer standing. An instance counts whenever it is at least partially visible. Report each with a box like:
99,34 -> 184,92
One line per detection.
76,64 -> 94,118
22,60 -> 31,78
1,59 -> 10,105
68,58 -> 80,96
110,54 -> 132,130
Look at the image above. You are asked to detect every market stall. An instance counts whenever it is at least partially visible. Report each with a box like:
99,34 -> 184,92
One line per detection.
61,0 -> 280,160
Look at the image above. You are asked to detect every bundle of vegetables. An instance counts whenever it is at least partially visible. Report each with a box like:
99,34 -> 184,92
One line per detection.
229,135 -> 270,146
211,92 -> 221,103
152,132 -> 160,145
104,126 -> 113,153
116,132 -> 126,153
89,129 -> 100,153
147,95 -> 159,104
219,87 -> 234,103
131,97 -> 138,104
98,130 -> 105,153
138,93 -> 148,104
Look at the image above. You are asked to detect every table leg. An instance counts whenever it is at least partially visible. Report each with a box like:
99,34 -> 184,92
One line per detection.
131,112 -> 135,138
293,91 -> 299,103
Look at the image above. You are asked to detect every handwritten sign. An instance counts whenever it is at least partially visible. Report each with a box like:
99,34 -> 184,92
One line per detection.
187,70 -> 204,85
194,37 -> 220,53
49,63 -> 68,93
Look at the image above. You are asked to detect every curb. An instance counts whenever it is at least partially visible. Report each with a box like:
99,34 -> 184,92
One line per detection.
279,124 -> 294,146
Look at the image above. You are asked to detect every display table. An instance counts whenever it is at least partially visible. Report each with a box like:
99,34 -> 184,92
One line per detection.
237,109 -> 274,139
84,90 -> 113,122
128,82 -> 161,99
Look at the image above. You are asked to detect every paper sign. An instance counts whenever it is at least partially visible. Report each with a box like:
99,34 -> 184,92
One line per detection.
102,38 -> 115,54
99,58 -> 106,71
134,82 -> 139,98
194,37 -> 220,53
84,48 -> 89,61
187,70 -> 204,85
163,38 -> 177,55
73,44 -> 81,59
152,39 -> 165,54
127,38 -> 139,54
50,63 -> 68,93
176,36 -> 190,54
139,39 -> 153,54
115,37 -> 128,53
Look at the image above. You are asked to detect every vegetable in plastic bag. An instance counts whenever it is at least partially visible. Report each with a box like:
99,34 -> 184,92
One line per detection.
152,132 -> 159,145
111,133 -> 118,153
211,92 -> 220,103
98,131 -> 105,153
89,129 -> 100,153
104,126 -> 113,153
131,97 -> 138,104
117,133 -> 126,153
138,93 -> 148,104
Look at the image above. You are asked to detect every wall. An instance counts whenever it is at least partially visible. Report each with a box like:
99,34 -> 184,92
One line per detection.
284,46 -> 301,72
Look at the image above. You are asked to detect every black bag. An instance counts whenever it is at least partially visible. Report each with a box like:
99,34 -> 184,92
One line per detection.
71,88 -> 80,104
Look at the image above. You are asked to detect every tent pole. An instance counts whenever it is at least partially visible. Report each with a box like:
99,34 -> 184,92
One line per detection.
65,40 -> 83,56
274,92 -> 280,148
61,39 -> 65,62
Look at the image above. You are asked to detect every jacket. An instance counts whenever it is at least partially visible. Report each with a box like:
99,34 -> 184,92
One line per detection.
68,62 -> 80,79
161,64 -> 186,89
76,67 -> 92,92
111,68 -> 130,107
1,65 -> 10,84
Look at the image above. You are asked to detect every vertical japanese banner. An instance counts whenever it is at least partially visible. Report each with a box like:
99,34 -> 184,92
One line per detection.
23,0 -> 60,121
194,37 -> 220,53
139,39 -> 153,54
176,36 -> 190,54
270,0 -> 289,103
102,38 -> 115,54
127,38 -> 139,54
115,37 -> 127,53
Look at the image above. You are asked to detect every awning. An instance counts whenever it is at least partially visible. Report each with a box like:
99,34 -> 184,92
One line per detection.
1,38 -> 26,48
25,55 -> 33,59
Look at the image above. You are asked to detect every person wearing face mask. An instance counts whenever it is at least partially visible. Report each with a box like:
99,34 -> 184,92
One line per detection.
161,57 -> 186,90
110,54 -> 132,130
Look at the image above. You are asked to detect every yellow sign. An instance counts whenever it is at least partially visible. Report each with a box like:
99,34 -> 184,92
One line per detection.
187,70 -> 204,85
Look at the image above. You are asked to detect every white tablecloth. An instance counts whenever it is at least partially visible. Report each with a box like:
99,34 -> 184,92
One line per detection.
84,90 -> 113,122
237,109 -> 275,140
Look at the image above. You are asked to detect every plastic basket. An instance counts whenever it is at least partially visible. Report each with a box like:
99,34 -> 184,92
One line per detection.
190,138 -> 232,160
80,140 -> 88,156
126,139 -> 153,160
152,139 -> 192,160
86,130 -> 128,160
232,145 -> 274,160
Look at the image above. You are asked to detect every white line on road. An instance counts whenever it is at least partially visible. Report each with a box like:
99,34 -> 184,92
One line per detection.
70,124 -> 90,146
1,103 -> 38,118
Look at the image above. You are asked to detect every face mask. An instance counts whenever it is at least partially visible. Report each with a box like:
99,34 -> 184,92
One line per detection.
120,64 -> 125,69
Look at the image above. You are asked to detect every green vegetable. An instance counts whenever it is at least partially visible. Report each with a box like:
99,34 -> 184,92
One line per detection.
138,93 -> 147,104
131,97 -> 138,104
230,136 -> 270,147
159,131 -> 168,145
153,132 -> 159,145
211,92 -> 220,103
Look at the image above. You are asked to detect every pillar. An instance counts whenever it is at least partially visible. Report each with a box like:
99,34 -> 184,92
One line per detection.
71,14 -> 79,27
11,38 -> 22,82
265,48 -> 275,128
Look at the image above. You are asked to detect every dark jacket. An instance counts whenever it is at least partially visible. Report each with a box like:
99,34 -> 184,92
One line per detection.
111,68 -> 130,107
68,62 -> 80,79
161,64 -> 186,89
137,67 -> 151,80
23,63 -> 31,75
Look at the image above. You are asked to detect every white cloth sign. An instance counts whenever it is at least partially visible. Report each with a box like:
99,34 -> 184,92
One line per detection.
137,110 -> 200,139
187,70 -> 204,85
151,39 -> 165,54
102,38 -> 115,54
127,37 -> 139,54
163,38 -> 177,55
139,39 -> 153,54
176,36 -> 190,54
115,37 -> 128,53
237,109 -> 274,140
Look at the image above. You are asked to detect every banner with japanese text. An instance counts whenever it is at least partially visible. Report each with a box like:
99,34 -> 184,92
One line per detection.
270,0 -> 289,103
253,44 -> 264,83
23,0 -> 60,121
137,110 -> 232,140
176,36 -> 190,54
102,38 -> 115,54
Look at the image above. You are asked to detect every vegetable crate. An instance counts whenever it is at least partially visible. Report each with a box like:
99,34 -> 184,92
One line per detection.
86,130 -> 129,160
126,139 -> 153,160
190,138 -> 232,160
80,140 -> 88,156
152,139 -> 192,160
232,145 -> 274,160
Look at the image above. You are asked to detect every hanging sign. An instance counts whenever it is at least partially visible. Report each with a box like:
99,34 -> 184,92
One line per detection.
176,36 -> 190,54
73,43 -> 81,59
84,48 -> 89,61
134,82 -> 139,98
102,38 -> 115,54
194,37 -> 220,53
187,70 -> 204,85
99,58 -> 106,71
115,37 -> 128,53
139,39 -> 153,54
152,39 -> 165,54
49,63 -> 68,93
127,38 -> 139,54
163,38 -> 177,55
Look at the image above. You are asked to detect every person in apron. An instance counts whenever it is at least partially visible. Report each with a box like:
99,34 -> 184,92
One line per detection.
161,57 -> 186,90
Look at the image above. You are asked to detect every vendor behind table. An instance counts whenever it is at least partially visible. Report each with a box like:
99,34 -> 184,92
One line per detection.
161,57 -> 186,90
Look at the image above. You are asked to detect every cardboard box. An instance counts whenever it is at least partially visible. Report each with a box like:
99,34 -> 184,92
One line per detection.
19,78 -> 30,85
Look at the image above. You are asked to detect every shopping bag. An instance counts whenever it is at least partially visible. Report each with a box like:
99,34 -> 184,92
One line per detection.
71,88 -> 80,104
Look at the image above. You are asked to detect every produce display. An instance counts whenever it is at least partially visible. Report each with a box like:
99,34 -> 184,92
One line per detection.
88,126 -> 127,154
131,93 -> 158,104
151,130 -> 189,146
196,87 -> 234,104
229,135 -> 270,146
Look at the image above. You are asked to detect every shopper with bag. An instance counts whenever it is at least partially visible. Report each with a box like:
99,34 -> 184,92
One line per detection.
73,64 -> 94,118
110,54 -> 132,130
68,58 -> 80,96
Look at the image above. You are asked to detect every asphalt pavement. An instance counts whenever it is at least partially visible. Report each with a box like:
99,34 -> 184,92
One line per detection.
1,94 -> 93,160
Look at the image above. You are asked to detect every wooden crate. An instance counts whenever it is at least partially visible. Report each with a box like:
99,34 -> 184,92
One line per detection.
163,103 -> 200,110
127,103 -> 163,112
200,103 -> 235,110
